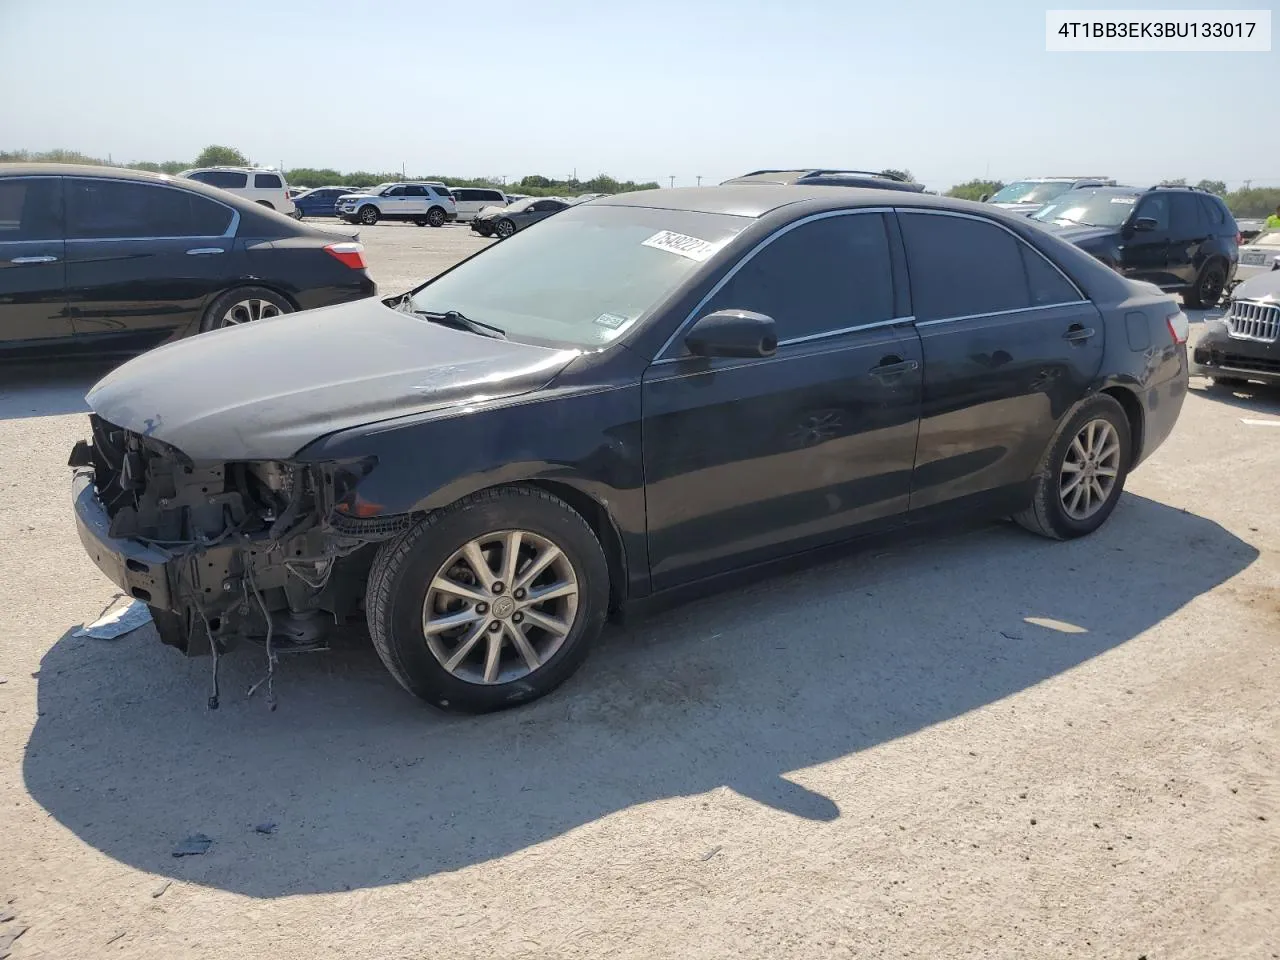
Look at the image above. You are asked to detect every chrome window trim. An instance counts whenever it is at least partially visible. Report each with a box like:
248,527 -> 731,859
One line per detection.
652,206 -> 896,361
895,207 -> 1088,306
778,315 -> 913,346
62,175 -> 241,240
914,301 -> 1086,327
649,314 -> 913,367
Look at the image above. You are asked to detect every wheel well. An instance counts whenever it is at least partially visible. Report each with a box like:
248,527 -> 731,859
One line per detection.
255,200 -> 274,209
523,479 -> 627,613
1101,386 -> 1144,465
211,283 -> 299,314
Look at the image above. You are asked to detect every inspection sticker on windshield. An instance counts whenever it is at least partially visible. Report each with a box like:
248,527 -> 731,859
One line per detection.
1110,197 -> 1136,204
594,312 -> 630,330
642,230 -> 720,261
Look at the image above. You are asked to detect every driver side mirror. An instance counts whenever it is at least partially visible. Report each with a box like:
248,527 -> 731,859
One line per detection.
979,193 -> 990,203
684,310 -> 777,359
1131,217 -> 1159,233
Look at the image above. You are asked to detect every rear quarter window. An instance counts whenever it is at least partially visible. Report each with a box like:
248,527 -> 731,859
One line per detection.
190,170 -> 248,189
254,173 -> 283,189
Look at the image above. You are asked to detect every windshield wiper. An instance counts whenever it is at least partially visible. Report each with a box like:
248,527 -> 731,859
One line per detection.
413,309 -> 507,340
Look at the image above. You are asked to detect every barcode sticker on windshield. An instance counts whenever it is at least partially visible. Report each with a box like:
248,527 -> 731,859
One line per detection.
1110,197 -> 1136,204
642,230 -> 719,261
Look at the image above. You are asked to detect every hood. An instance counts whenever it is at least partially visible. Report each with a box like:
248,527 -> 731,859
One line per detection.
1048,224 -> 1117,247
1232,268 -> 1280,302
337,192 -> 374,201
990,201 -> 1042,215
85,299 -> 580,461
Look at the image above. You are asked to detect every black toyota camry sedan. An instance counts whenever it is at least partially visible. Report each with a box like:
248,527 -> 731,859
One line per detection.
70,185 -> 1189,713
1,164 -> 375,359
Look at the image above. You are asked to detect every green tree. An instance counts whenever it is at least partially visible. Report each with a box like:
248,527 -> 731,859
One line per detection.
880,168 -> 915,183
945,178 -> 1005,201
193,144 -> 248,168
1224,187 -> 1280,219
1195,179 -> 1227,196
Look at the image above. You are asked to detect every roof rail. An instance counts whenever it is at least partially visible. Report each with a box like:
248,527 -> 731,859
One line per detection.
1147,183 -> 1202,192
738,168 -> 911,182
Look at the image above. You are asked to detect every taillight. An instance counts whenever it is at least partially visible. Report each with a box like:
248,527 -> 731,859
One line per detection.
324,241 -> 366,270
1166,310 -> 1188,345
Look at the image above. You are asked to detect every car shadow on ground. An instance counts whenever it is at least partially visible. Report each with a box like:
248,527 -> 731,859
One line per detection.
23,495 -> 1257,898
0,361 -> 117,420
1188,377 -> 1280,414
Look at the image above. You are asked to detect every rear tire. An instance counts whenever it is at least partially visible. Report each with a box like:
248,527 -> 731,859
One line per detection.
199,286 -> 293,333
1014,394 -> 1132,540
427,206 -> 446,228
366,485 -> 610,713
1211,376 -> 1247,387
1183,259 -> 1227,309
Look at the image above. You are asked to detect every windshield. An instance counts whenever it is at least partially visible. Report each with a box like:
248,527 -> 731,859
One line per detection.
989,180 -> 1074,205
504,197 -> 537,213
408,205 -> 749,348
1030,189 -> 1140,228
1250,229 -> 1280,247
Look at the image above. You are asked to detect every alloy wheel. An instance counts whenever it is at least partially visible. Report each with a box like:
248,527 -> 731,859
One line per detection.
221,298 -> 283,327
422,530 -> 580,685
1199,266 -> 1225,305
1059,418 -> 1121,521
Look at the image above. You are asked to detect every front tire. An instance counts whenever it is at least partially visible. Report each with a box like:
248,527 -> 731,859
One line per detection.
366,486 -> 610,713
357,205 -> 379,226
494,218 -> 516,239
1015,394 -> 1132,540
199,286 -> 293,333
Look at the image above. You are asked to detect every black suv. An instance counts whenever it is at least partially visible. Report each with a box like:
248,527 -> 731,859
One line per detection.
1030,184 -> 1239,308
721,169 -> 926,193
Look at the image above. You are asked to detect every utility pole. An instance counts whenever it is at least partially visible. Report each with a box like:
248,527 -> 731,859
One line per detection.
669,175 -> 676,188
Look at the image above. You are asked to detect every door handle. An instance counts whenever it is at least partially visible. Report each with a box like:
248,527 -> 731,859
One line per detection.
869,357 -> 919,378
185,247 -> 225,256
1062,325 -> 1096,343
11,255 -> 57,264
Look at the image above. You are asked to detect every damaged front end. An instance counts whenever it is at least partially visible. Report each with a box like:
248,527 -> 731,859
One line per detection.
70,414 -> 414,667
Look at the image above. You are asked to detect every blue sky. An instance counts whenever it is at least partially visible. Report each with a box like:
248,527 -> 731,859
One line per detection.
1,0 -> 1275,191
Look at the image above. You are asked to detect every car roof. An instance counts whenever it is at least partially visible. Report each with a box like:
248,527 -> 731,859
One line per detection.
594,185 -> 990,219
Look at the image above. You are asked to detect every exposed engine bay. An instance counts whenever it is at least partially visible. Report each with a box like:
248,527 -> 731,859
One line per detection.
70,415 -> 415,707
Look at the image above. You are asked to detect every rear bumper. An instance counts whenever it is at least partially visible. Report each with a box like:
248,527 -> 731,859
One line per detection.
1190,320 -> 1280,383
73,471 -> 177,610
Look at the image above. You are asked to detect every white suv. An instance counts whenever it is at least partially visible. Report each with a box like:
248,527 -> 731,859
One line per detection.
180,166 -> 297,216
449,187 -> 508,222
336,182 -> 458,227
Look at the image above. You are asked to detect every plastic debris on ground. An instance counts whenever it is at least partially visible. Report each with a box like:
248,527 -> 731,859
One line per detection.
172,834 -> 213,857
74,597 -> 152,640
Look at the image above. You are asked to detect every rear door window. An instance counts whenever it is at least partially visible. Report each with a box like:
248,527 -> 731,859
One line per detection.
706,212 -> 895,341
189,170 -> 248,189
899,213 -> 1032,321
404,185 -> 428,197
0,177 -> 63,241
66,179 -> 234,239
1169,194 -> 1203,235
254,173 -> 283,189
481,190 -> 505,202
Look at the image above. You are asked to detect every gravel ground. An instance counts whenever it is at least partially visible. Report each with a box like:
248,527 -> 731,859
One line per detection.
1,226 -> 1277,960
